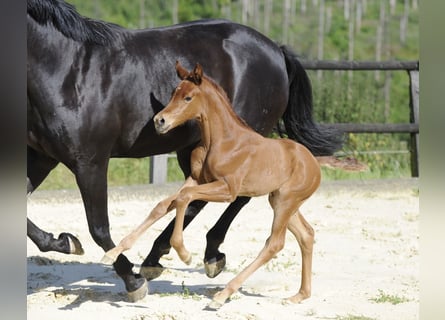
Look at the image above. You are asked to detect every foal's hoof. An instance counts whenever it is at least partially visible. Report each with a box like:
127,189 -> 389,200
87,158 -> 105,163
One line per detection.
204,253 -> 226,278
60,232 -> 84,255
284,291 -> 310,304
139,263 -> 165,281
183,252 -> 192,265
127,278 -> 149,302
205,298 -> 225,310
100,248 -> 120,265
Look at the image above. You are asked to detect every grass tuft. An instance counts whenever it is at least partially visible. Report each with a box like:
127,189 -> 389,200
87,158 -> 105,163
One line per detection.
370,289 -> 410,305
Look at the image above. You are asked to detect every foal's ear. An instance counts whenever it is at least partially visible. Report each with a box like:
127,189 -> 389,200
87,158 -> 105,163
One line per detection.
191,63 -> 203,85
175,61 -> 189,80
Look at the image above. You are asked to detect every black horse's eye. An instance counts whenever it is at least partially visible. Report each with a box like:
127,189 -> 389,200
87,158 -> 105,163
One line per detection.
184,96 -> 192,102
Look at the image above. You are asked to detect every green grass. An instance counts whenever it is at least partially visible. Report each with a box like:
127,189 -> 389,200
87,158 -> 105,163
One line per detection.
370,289 -> 410,305
154,281 -> 202,301
334,315 -> 376,320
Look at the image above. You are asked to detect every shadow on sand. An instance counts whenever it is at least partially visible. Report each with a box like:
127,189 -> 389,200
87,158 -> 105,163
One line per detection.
27,255 -> 265,311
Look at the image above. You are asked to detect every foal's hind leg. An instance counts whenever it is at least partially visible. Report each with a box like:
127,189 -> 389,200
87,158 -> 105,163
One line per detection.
285,210 -> 315,303
209,192 -> 299,309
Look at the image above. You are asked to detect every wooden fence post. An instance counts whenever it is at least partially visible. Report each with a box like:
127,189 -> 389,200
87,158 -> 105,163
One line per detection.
149,154 -> 168,184
408,70 -> 419,177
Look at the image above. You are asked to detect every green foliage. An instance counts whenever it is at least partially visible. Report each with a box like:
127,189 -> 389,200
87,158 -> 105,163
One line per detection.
39,159 -> 150,190
167,156 -> 184,182
178,0 -> 219,22
107,158 -> 150,186
38,164 -> 77,190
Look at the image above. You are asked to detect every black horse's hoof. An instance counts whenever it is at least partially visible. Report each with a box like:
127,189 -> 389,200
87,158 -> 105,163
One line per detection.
139,263 -> 165,281
204,253 -> 226,278
59,232 -> 84,255
127,277 -> 149,302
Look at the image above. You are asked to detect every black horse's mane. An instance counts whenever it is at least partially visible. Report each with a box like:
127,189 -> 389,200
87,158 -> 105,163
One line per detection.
27,0 -> 124,45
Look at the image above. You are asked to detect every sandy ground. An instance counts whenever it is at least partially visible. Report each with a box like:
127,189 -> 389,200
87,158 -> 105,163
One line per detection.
27,178 -> 419,320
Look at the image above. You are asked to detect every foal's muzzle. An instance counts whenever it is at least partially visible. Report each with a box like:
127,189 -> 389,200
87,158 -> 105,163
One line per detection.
153,115 -> 170,134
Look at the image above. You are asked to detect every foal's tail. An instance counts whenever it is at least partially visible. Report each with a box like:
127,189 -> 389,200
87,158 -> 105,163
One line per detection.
279,45 -> 344,156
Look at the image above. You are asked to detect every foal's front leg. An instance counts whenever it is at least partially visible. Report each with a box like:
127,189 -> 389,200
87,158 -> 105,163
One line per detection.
169,180 -> 235,265
101,177 -> 197,265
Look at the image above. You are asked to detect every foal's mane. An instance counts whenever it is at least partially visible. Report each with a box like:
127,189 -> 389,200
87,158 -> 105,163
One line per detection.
27,0 -> 124,45
201,75 -> 251,130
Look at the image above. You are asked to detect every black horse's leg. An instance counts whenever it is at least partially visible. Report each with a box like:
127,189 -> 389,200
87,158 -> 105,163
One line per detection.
203,196 -> 251,278
27,147 -> 84,254
74,159 -> 147,301
27,218 -> 84,255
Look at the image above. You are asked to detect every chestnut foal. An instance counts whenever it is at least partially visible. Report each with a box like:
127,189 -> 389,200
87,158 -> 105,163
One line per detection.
102,62 -> 321,309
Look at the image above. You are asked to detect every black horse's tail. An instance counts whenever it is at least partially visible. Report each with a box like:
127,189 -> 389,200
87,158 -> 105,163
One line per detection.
279,45 -> 343,156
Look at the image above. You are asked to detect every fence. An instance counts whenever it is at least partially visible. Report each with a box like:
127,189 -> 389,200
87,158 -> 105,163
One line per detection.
150,59 -> 419,183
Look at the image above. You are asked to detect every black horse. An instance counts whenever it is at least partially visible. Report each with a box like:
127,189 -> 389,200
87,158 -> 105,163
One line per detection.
27,0 -> 342,301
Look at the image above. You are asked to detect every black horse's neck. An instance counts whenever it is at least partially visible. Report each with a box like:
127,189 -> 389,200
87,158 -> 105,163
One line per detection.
27,0 -> 124,46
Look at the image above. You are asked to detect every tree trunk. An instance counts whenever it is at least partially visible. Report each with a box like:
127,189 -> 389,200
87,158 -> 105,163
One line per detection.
384,2 -> 391,122
264,0 -> 273,36
139,0 -> 145,28
400,0 -> 409,44
326,4 -> 332,33
390,0 -> 396,15
242,0 -> 249,25
317,0 -> 325,80
222,2 -> 232,20
282,0 -> 291,44
301,0 -> 307,14
356,0 -> 362,32
384,71 -> 392,121
253,0 -> 260,29
344,0 -> 350,20
172,0 -> 178,24
375,1 -> 385,81
94,0 -> 100,18
347,0 -> 355,100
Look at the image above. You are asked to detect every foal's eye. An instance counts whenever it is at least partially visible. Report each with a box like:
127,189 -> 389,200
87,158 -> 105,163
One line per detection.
184,96 -> 192,102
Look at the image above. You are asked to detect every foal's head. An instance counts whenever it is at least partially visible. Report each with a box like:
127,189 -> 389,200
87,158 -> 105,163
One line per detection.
154,61 -> 208,135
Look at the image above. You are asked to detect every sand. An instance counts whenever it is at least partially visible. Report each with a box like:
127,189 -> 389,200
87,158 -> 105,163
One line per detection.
27,178 -> 419,320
